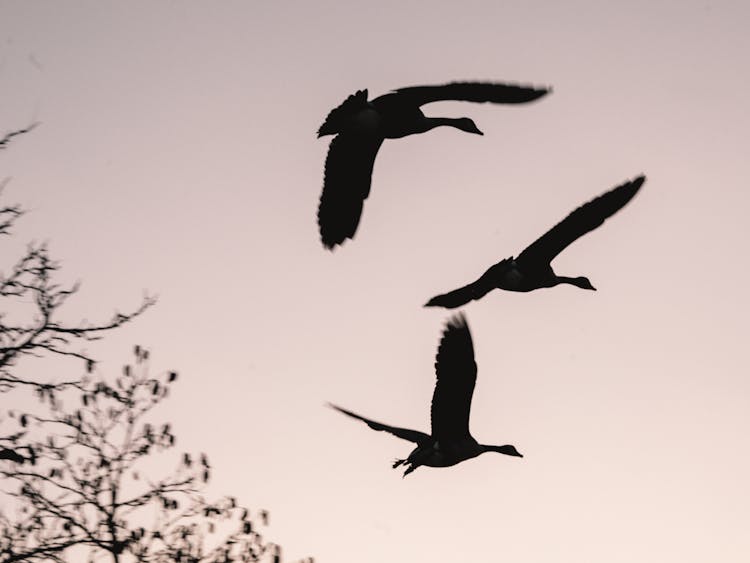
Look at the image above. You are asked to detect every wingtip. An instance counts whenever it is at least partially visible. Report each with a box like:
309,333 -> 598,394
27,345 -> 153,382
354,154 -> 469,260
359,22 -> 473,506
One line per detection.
424,295 -> 458,309
320,238 -> 340,251
606,174 -> 646,202
326,402 -> 344,414
623,174 -> 646,188
528,85 -> 553,100
446,311 -> 468,330
619,174 -> 646,197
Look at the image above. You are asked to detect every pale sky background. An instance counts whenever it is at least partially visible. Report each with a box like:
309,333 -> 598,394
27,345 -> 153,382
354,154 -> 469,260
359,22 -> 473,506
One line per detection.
2,1 -> 749,562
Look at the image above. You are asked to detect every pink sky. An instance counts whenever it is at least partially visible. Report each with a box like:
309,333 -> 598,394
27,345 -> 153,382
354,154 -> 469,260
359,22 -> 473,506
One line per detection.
2,1 -> 749,561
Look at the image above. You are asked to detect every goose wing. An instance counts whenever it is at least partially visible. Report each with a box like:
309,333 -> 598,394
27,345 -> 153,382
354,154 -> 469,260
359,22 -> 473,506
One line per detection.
317,89 -> 369,137
517,176 -> 645,268
424,277 -> 493,309
393,82 -> 550,106
424,283 -> 482,309
328,403 -> 429,444
425,258 -> 514,308
318,132 -> 384,249
431,314 -> 477,442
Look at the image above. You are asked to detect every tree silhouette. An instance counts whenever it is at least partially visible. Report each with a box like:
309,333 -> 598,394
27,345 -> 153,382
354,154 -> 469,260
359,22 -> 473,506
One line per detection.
0,123 -> 153,395
0,123 -> 38,151
0,123 -> 311,562
0,346 -> 304,562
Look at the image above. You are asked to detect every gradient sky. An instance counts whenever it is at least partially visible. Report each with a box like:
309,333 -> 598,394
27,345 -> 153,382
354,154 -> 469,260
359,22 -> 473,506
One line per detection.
2,1 -> 749,561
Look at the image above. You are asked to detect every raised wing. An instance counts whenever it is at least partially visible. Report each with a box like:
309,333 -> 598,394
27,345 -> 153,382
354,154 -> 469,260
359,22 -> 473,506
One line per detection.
318,132 -> 384,249
317,89 -> 369,137
393,82 -> 550,107
517,175 -> 645,267
431,314 -> 477,442
328,403 -> 429,444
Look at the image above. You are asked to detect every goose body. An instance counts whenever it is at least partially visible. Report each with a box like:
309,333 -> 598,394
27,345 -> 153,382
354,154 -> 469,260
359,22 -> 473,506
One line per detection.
329,314 -> 521,476
316,81 -> 550,249
425,175 -> 645,309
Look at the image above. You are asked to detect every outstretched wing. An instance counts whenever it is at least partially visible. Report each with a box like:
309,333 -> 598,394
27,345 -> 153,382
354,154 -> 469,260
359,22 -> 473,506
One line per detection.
317,132 -> 384,249
424,279 -> 492,309
393,82 -> 550,106
328,403 -> 429,444
431,314 -> 477,442
517,176 -> 645,268
317,89 -> 369,137
424,259 -> 514,308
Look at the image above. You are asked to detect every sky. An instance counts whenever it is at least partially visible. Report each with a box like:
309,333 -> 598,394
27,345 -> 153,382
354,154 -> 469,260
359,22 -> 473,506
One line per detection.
1,1 -> 749,561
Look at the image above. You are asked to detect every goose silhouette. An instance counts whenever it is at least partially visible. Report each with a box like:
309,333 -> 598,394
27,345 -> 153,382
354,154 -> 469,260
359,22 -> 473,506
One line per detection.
425,175 -> 645,308
328,314 -> 521,476
317,81 -> 550,249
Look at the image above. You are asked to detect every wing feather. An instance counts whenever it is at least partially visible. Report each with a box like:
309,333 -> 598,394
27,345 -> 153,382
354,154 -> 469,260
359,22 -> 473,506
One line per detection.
424,259 -> 514,308
328,403 -> 429,444
424,278 -> 492,309
394,82 -> 550,106
318,132 -> 384,249
517,176 -> 645,267
317,89 -> 369,137
431,314 -> 477,441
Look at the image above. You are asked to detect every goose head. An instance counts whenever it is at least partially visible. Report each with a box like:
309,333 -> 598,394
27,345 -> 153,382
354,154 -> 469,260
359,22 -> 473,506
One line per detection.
456,117 -> 484,135
573,276 -> 596,291
482,444 -> 523,457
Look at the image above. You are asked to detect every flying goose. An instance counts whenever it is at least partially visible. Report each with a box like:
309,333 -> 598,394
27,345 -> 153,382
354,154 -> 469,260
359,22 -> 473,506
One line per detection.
425,176 -> 645,308
329,314 -> 521,476
317,81 -> 551,249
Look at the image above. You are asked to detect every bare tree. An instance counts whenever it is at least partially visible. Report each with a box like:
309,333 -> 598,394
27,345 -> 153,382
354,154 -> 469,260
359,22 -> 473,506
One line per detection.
0,124 -> 154,394
0,347 -> 307,563
0,125 -> 311,562
0,123 -> 39,151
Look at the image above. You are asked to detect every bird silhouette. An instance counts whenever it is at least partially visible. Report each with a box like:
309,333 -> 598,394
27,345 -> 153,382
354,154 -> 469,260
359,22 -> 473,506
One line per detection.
425,175 -> 645,308
316,81 -> 551,249
328,314 -> 522,476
